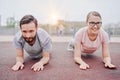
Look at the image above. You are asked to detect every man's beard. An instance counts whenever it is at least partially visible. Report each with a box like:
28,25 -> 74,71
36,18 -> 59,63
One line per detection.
23,35 -> 36,45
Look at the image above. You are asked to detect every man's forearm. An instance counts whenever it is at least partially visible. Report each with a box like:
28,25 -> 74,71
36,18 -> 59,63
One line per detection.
39,57 -> 50,65
16,56 -> 24,63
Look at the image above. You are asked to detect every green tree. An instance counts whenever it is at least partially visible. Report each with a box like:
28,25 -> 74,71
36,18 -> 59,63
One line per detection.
6,17 -> 16,28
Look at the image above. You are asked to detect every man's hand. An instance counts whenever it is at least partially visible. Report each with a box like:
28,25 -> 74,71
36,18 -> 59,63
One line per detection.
12,62 -> 24,71
79,62 -> 90,70
31,52 -> 50,72
31,62 -> 44,72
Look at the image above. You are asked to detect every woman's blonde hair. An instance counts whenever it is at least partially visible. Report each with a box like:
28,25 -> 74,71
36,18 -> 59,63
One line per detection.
86,11 -> 102,22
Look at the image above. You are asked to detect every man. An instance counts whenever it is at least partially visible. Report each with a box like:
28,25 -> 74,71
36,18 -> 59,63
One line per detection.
12,15 -> 52,72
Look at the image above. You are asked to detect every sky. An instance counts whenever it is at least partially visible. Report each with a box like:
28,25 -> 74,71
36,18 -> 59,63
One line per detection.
0,0 -> 120,25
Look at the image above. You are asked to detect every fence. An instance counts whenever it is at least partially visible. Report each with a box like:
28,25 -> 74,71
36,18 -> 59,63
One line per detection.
0,26 -> 120,37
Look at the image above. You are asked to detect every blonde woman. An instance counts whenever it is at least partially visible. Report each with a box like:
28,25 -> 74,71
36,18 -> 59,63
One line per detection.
68,11 -> 116,70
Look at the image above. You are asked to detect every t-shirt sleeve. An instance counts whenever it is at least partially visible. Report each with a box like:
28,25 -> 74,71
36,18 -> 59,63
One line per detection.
38,29 -> 52,52
74,28 -> 83,44
13,32 -> 23,49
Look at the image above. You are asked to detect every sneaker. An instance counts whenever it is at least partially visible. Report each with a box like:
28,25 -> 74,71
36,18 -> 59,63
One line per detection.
67,43 -> 74,51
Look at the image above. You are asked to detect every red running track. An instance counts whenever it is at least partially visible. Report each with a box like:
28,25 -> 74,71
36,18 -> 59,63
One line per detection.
0,42 -> 120,80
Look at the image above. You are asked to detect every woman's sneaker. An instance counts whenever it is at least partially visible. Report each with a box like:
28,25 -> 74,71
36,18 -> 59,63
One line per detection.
67,43 -> 74,51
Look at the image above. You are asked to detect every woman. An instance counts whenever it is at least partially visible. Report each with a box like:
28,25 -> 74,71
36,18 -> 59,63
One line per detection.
68,11 -> 116,70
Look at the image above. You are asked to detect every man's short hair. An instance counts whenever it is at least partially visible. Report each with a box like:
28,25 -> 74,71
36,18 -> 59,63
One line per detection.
20,15 -> 38,28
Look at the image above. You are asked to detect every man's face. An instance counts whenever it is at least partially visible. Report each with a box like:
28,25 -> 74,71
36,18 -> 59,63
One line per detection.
21,22 -> 37,44
87,15 -> 102,34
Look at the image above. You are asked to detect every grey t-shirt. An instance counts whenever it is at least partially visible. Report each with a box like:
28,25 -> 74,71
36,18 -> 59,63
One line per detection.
13,28 -> 52,58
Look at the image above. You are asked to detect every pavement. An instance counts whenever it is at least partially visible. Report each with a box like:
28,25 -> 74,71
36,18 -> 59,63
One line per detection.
0,35 -> 120,43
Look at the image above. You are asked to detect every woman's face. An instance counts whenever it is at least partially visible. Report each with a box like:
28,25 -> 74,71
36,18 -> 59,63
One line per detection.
87,15 -> 102,35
